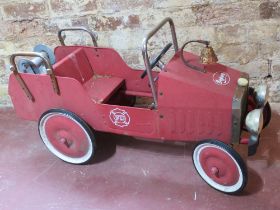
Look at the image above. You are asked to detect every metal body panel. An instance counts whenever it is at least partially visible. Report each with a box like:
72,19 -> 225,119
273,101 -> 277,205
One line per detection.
157,52 -> 243,143
9,73 -> 160,139
9,46 -> 246,143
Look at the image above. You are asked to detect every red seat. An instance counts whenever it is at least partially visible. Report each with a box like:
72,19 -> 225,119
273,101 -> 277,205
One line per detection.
53,48 -> 94,84
54,47 -> 124,104
83,76 -> 124,104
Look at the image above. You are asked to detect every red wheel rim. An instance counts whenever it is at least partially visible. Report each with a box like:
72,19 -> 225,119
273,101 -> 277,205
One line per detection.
44,115 -> 90,158
39,112 -> 94,164
199,147 -> 239,186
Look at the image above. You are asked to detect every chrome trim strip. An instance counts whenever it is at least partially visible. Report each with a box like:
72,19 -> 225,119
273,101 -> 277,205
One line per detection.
231,73 -> 249,144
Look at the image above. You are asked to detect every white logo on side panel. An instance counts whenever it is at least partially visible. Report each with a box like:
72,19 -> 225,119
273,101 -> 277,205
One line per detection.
213,72 -> 230,86
109,108 -> 130,127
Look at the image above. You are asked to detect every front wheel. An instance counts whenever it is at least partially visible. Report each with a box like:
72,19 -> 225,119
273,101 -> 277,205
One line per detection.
38,109 -> 95,164
192,140 -> 247,194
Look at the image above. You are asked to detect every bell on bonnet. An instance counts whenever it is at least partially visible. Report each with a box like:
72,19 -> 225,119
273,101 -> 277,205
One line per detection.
181,40 -> 218,72
200,45 -> 218,64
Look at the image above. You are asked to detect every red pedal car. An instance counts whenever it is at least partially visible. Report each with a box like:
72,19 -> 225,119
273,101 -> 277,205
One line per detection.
8,18 -> 270,194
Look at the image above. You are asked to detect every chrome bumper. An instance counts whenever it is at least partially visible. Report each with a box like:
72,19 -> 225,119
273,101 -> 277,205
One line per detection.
231,73 -> 249,144
246,107 -> 264,156
245,84 -> 268,155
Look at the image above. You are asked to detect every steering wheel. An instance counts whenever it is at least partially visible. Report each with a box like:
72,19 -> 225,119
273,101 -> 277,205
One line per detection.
141,43 -> 172,79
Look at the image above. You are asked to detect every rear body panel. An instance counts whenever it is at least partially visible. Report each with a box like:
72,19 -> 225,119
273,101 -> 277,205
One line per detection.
9,73 -> 160,139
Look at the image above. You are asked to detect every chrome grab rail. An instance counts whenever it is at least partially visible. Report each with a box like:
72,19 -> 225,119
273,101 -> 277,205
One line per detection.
58,27 -> 98,47
10,52 -> 60,101
142,17 -> 179,108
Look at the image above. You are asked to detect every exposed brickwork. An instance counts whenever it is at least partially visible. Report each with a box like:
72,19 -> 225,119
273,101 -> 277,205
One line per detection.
191,2 -> 260,25
0,0 -> 280,105
3,1 -> 47,19
100,0 -> 153,12
259,1 -> 280,19
91,15 -> 140,31
50,0 -> 97,14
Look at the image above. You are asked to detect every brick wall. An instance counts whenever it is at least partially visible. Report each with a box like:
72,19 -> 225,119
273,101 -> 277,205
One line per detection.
0,0 -> 280,106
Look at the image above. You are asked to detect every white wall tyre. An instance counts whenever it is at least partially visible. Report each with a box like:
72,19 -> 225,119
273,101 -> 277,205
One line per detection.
193,140 -> 247,194
39,109 -> 95,164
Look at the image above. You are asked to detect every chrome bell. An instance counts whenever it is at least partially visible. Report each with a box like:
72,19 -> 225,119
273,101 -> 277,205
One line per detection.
181,40 -> 218,73
200,45 -> 218,64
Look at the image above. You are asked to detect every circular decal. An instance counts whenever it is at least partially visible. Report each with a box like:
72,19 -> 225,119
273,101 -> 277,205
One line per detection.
213,72 -> 230,86
109,108 -> 130,128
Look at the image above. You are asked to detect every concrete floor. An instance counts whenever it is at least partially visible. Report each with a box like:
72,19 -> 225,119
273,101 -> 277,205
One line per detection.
0,106 -> 279,210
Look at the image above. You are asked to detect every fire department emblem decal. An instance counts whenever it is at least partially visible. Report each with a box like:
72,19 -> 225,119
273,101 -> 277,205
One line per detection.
213,72 -> 230,86
109,108 -> 130,127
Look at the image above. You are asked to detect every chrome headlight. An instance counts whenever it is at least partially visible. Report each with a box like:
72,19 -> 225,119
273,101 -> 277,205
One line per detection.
245,109 -> 264,134
255,84 -> 268,107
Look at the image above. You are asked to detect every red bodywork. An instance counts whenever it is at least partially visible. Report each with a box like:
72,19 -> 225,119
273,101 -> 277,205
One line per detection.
9,46 -> 243,144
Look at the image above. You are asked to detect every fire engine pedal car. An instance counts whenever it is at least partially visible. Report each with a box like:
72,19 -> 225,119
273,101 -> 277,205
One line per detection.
8,18 -> 271,194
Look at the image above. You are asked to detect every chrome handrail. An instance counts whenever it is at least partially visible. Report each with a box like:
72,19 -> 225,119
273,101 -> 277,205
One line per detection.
10,52 -> 60,101
58,27 -> 98,47
142,17 -> 178,108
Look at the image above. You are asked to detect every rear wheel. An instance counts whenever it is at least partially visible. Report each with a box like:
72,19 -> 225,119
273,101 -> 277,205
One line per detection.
38,109 -> 95,164
192,140 -> 247,194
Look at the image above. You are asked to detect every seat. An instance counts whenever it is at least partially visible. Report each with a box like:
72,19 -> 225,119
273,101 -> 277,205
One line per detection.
54,47 -> 124,104
53,48 -> 94,84
83,76 -> 124,104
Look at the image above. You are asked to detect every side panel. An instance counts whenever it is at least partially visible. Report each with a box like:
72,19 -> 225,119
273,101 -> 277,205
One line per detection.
158,107 -> 229,142
8,74 -> 160,139
156,52 -> 242,143
93,104 -> 158,136
157,79 -> 233,143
